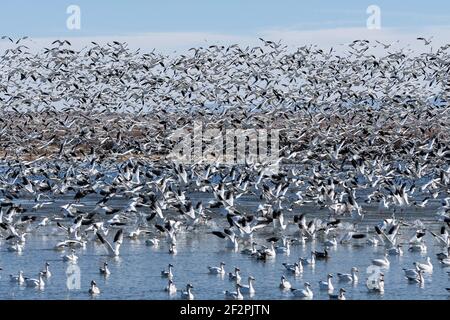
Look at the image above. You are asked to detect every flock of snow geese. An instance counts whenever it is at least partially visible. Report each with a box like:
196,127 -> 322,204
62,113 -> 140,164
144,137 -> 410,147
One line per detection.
0,37 -> 450,299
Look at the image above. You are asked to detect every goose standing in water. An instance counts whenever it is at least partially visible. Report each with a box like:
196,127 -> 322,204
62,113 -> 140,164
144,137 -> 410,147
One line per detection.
408,269 -> 425,284
291,282 -> 313,299
181,283 -> 194,300
240,276 -> 256,295
89,280 -> 100,295
208,262 -> 226,275
169,242 -> 177,255
10,271 -> 25,285
224,284 -> 244,300
337,267 -> 358,283
241,242 -> 258,255
387,245 -> 403,256
228,267 -> 241,283
319,274 -> 334,291
63,249 -> 79,263
300,252 -> 316,266
25,272 -> 45,289
165,279 -> 177,295
415,257 -> 433,273
99,262 -> 111,276
161,264 -> 174,279
41,262 -> 52,278
367,273 -> 385,293
275,239 -> 290,255
279,275 -> 292,290
283,262 -> 302,276
324,235 -> 338,247
403,264 -> 421,280
329,288 -> 346,300
372,253 -> 390,268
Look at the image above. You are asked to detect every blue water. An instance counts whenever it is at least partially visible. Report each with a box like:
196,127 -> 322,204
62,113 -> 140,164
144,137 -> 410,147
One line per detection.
0,203 -> 449,300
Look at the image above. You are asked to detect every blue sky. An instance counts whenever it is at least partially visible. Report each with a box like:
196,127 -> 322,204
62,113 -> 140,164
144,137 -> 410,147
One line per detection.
0,1 -> 449,52
1,0 -> 449,37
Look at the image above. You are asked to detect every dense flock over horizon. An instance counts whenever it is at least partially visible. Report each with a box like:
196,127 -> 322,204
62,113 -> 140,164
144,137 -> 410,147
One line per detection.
0,37 -> 449,299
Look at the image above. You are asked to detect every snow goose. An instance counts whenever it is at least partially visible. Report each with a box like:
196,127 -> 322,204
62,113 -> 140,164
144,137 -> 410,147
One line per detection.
415,257 -> 433,273
10,270 -> 25,285
63,249 -> 79,263
372,253 -> 390,268
96,229 -> 123,257
224,284 -> 243,300
324,235 -> 338,247
291,282 -> 313,299
240,276 -> 255,295
408,269 -> 424,284
283,262 -> 302,276
387,245 -> 403,256
208,262 -> 226,275
99,262 -> 111,276
275,240 -> 290,255
228,267 -> 241,283
169,242 -> 177,255
161,264 -> 174,279
430,226 -> 449,247
25,272 -> 45,289
337,267 -> 358,283
329,288 -> 346,300
319,274 -> 334,291
41,262 -> 52,278
89,280 -> 100,295
210,228 -> 239,251
241,242 -> 257,255
279,275 -> 291,289
165,279 -> 177,294
314,248 -> 329,260
145,237 -> 160,247
367,273 -> 384,293
181,283 -> 194,300
300,252 -> 316,266
403,264 -> 421,280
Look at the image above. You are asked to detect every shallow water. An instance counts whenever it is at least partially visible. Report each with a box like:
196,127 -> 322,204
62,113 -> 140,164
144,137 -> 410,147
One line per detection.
1,196 -> 449,300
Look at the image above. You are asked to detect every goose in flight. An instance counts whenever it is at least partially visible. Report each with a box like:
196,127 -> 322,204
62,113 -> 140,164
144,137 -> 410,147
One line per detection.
210,228 -> 239,251
96,229 -> 123,257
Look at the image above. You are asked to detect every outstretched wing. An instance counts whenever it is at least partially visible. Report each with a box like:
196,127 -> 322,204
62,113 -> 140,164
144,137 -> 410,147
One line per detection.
96,232 -> 115,256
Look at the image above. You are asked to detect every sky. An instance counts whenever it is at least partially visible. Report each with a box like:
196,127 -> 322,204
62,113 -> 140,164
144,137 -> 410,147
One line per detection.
1,1 -> 450,52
